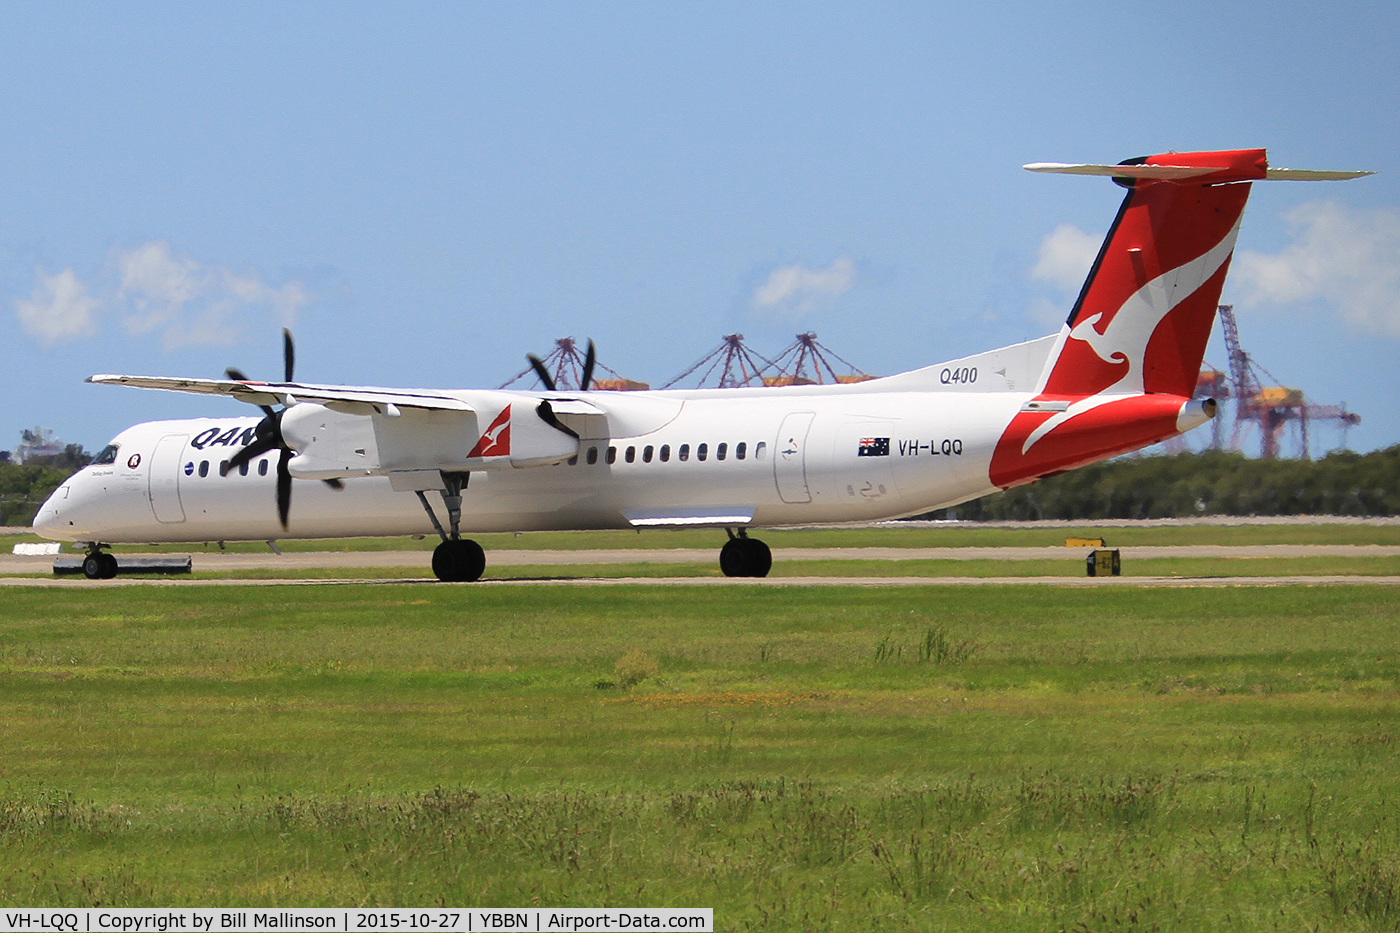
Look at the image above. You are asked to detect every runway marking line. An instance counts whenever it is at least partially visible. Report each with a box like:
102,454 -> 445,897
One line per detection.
3,575 -> 1400,588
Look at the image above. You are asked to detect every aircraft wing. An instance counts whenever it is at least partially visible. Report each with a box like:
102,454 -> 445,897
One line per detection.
86,375 -> 473,414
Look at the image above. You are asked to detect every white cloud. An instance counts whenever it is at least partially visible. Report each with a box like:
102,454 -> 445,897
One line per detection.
751,256 -> 857,318
1230,201 -> 1400,337
114,241 -> 312,348
14,268 -> 101,347
12,242 -> 315,349
1027,296 -> 1071,328
1031,223 -> 1099,293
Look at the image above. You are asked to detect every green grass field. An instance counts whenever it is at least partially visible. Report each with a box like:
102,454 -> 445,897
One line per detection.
2,582 -> 1399,930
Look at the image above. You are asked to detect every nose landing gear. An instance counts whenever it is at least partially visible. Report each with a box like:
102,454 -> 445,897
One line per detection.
81,547 -> 119,580
720,529 -> 772,578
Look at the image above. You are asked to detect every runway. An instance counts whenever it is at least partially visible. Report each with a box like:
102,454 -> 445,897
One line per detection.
3,543 -> 1398,576
3,573 -> 1399,589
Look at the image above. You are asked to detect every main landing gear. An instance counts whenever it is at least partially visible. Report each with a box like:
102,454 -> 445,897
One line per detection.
415,472 -> 487,582
82,547 -> 119,580
720,529 -> 772,578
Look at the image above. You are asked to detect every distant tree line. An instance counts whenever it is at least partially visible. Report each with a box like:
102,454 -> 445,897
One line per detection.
0,445 -> 93,526
928,446 -> 1400,521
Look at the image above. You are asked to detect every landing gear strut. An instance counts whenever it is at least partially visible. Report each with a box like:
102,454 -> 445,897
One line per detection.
81,546 -> 118,580
720,529 -> 772,578
416,472 -> 486,582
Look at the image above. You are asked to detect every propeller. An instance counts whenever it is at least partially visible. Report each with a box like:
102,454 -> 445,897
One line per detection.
222,328 -> 341,530
527,354 -> 556,392
526,338 -> 596,392
580,339 -> 596,391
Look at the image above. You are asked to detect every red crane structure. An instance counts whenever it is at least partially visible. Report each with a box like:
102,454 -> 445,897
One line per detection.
759,332 -> 875,387
660,334 -> 777,389
1216,305 -> 1360,458
499,337 -> 649,391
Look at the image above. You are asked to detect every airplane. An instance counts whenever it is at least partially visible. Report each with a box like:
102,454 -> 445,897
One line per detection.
33,148 -> 1370,581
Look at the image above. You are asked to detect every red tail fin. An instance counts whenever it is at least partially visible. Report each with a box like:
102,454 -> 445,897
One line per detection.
990,149 -> 1267,487
1039,148 -> 1265,399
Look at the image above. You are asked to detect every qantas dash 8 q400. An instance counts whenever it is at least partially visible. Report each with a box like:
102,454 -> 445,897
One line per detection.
34,149 -> 1370,581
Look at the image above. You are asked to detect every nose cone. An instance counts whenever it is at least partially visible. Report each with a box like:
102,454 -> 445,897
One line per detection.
32,484 -> 71,540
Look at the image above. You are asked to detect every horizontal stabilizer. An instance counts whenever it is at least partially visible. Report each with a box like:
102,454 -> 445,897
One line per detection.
1024,162 -> 1224,180
1264,168 -> 1375,181
1026,162 -> 1372,183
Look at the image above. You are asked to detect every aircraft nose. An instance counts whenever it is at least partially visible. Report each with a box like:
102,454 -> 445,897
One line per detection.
31,484 -> 71,540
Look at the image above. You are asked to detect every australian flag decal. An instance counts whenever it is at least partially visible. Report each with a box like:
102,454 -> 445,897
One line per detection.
857,437 -> 890,457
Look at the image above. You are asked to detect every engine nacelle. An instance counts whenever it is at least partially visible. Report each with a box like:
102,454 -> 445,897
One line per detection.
281,393 -> 579,480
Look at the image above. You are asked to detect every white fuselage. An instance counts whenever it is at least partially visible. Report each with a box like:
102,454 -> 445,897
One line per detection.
35,383 -> 1027,544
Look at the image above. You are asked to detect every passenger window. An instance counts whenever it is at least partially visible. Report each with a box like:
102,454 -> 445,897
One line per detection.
659,444 -> 671,463
586,446 -> 599,465
93,444 -> 119,465
219,460 -> 229,477
239,462 -> 249,477
643,445 -> 654,463
626,446 -> 636,463
606,446 -> 617,464
697,443 -> 708,462
568,455 -> 579,466
678,444 -> 690,462
198,461 -> 209,478
755,441 -> 767,460
736,442 -> 747,460
258,459 -> 269,477
717,443 -> 727,461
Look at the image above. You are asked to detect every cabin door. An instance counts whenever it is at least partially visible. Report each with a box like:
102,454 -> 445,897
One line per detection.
774,411 -> 816,504
148,434 -> 188,523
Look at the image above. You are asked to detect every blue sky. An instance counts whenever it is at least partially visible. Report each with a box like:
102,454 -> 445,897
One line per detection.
5,2 -> 1398,456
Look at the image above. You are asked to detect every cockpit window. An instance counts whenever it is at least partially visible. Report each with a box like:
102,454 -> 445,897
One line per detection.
92,444 -> 119,465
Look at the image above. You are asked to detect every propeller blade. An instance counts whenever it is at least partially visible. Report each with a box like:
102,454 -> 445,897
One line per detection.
276,448 -> 293,530
322,478 -> 344,490
580,339 -> 596,391
528,354 -> 556,391
225,368 -> 278,419
267,407 -> 286,448
224,433 -> 279,474
282,328 -> 295,384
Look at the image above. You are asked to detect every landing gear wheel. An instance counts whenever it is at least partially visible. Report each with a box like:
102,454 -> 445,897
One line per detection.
719,537 -> 772,578
83,552 -> 118,580
432,539 -> 486,582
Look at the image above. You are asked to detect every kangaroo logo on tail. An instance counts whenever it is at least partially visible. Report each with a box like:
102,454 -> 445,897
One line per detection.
1022,212 -> 1244,454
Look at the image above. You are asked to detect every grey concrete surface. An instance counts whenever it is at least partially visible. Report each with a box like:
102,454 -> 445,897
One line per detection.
3,543 -> 1398,576
2,574 -> 1398,589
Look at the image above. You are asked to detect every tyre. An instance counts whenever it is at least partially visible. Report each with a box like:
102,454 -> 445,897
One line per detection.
719,539 -> 746,577
100,553 -> 120,579
82,553 -> 105,580
741,538 -> 772,578
719,537 -> 772,578
431,539 -> 487,582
